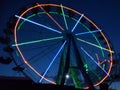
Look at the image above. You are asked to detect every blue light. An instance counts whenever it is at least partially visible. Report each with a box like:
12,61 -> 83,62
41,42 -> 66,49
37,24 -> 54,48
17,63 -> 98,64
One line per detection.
15,15 -> 62,34
71,14 -> 84,32
81,47 -> 110,77
75,30 -> 101,36
39,41 -> 66,82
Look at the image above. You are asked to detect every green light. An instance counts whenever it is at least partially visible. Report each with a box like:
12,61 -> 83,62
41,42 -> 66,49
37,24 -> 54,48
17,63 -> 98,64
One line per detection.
102,64 -> 105,69
92,70 -> 101,80
71,17 -> 105,57
15,51 -> 20,57
17,11 -> 107,57
17,14 -> 36,30
70,64 -> 82,89
12,36 -> 63,47
84,64 -> 88,73
77,38 -> 114,53
60,4 -> 68,30
70,72 -> 82,89
18,12 -> 47,30
15,15 -> 62,34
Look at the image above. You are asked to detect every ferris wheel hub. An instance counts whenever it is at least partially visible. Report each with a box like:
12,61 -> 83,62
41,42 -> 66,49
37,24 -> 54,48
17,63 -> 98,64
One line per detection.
10,3 -> 114,89
62,30 -> 75,41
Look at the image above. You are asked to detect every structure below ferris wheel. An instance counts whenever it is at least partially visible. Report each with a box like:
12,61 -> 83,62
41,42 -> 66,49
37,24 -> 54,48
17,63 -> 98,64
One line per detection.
2,3 -> 118,90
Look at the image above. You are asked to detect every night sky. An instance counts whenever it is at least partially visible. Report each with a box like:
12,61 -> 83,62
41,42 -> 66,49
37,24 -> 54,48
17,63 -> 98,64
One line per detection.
0,0 -> 120,52
0,0 -> 120,89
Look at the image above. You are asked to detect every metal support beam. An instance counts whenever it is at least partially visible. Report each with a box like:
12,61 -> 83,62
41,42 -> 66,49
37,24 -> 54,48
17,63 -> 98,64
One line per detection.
56,40 -> 70,85
71,35 -> 95,90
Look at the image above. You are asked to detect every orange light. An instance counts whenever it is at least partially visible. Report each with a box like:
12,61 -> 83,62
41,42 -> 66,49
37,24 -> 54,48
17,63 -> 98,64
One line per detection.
14,4 -> 113,89
37,3 -> 64,31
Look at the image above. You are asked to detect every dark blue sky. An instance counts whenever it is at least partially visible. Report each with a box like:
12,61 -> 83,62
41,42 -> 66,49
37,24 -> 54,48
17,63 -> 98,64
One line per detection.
0,0 -> 120,53
0,0 -> 120,87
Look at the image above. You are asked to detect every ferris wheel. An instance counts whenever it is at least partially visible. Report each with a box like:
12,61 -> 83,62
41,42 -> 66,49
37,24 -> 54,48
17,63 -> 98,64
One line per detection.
10,3 -> 114,89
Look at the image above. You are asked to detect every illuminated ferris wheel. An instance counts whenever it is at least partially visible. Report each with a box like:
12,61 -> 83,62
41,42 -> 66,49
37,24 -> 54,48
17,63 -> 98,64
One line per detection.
9,3 -> 115,89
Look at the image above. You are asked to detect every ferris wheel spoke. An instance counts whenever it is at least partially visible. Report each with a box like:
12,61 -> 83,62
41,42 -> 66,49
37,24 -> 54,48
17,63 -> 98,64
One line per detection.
75,30 -> 102,36
60,4 -> 68,30
18,41 -> 62,67
71,14 -> 84,32
15,15 -> 62,34
39,40 -> 66,83
77,38 -> 114,53
28,41 -> 62,64
37,3 -> 64,31
80,47 -> 110,77
12,36 -> 63,47
20,41 -> 61,52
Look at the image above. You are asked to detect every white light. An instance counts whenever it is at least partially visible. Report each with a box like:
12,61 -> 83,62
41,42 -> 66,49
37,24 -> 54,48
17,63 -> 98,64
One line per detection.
66,74 -> 70,79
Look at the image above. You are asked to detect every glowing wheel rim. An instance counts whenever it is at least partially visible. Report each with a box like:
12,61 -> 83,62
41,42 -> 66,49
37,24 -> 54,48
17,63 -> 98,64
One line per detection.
13,4 -> 113,89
